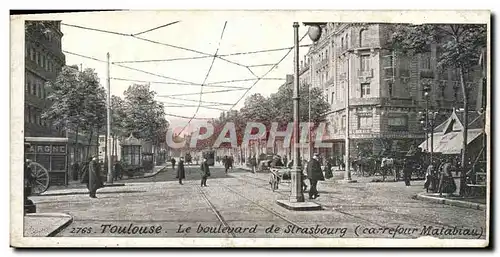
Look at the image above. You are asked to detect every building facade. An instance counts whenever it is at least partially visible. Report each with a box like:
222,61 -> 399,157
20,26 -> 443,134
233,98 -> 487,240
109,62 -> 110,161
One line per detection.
25,21 -> 66,137
304,23 -> 482,159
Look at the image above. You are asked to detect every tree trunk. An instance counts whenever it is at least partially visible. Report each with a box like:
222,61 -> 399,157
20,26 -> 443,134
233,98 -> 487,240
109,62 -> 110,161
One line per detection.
458,67 -> 469,196
74,126 -> 79,164
86,129 -> 94,160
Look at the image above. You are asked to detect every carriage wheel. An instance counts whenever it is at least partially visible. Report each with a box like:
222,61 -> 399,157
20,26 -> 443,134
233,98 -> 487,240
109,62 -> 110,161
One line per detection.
30,162 -> 50,195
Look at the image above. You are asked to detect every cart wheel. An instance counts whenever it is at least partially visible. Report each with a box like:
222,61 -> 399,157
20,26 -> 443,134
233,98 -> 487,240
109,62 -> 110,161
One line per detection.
30,162 -> 50,195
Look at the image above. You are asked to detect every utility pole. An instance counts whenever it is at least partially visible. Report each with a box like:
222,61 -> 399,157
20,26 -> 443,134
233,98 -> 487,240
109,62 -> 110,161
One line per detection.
344,55 -> 352,181
290,22 -> 304,203
106,52 -> 113,184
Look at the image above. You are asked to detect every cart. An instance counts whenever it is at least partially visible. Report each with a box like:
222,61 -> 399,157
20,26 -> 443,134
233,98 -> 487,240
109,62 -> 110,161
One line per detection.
269,168 -> 292,191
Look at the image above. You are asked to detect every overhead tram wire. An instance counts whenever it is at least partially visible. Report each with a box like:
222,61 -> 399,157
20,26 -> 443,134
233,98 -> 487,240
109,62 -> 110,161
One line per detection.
159,88 -> 247,98
179,21 -> 228,134
163,112 -> 214,120
132,21 -> 181,36
109,44 -> 312,64
157,95 -> 233,106
111,77 -> 249,89
63,50 -> 201,86
61,23 -> 310,72
228,32 -> 308,112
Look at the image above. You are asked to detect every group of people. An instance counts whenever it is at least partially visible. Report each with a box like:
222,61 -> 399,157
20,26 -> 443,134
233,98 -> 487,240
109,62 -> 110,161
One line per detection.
424,156 -> 458,195
174,156 -> 211,187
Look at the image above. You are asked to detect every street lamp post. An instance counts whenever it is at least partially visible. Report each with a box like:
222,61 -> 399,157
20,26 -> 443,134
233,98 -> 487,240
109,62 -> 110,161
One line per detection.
277,22 -> 325,211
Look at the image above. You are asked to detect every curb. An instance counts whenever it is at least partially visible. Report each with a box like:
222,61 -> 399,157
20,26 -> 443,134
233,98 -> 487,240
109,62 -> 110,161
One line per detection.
415,193 -> 486,210
25,213 -> 73,237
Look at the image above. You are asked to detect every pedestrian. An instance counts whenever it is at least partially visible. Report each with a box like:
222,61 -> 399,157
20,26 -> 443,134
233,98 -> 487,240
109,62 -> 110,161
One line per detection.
250,155 -> 257,173
176,157 -> 186,185
402,157 -> 413,186
200,158 -> 210,187
113,161 -> 123,180
324,158 -> 333,179
170,157 -> 176,170
82,156 -> 103,198
229,156 -> 234,170
438,157 -> 457,196
224,155 -> 230,174
307,153 -> 325,199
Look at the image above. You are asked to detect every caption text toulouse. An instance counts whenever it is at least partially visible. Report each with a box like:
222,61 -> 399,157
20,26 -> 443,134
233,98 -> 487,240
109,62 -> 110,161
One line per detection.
69,224 -> 483,238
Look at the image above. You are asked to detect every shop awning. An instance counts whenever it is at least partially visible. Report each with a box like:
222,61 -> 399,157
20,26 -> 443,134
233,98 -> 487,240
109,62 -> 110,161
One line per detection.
418,129 -> 483,155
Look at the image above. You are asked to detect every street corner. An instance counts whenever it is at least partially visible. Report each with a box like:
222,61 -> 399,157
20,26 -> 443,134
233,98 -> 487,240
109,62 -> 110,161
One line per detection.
24,212 -> 73,237
415,192 -> 486,210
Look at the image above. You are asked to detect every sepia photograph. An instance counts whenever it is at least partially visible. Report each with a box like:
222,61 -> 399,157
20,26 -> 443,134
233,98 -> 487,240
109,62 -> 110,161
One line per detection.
9,10 -> 490,248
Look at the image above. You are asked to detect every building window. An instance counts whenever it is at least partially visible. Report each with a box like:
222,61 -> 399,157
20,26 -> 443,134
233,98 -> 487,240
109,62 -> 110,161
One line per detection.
35,51 -> 40,66
420,52 -> 431,70
331,92 -> 335,104
454,86 -> 459,100
31,81 -> 36,95
383,54 -> 393,69
388,116 -> 408,131
388,81 -> 393,97
30,48 -> 35,61
341,37 -> 344,50
41,54 -> 45,68
359,29 -> 368,47
358,115 -> 373,129
361,83 -> 371,98
326,49 -> 329,59
360,55 -> 371,71
341,115 -> 346,129
346,34 -> 349,49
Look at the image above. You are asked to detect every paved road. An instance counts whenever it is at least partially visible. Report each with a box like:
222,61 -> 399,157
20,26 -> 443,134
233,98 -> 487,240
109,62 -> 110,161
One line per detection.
28,166 -> 487,241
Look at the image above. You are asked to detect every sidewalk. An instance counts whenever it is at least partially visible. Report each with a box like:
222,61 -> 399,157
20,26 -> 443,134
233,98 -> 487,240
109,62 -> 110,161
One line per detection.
24,213 -> 73,237
416,192 -> 486,210
46,165 -> 168,191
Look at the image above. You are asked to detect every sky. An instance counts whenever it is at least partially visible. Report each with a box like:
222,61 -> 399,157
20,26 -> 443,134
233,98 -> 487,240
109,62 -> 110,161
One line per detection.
57,11 -> 313,131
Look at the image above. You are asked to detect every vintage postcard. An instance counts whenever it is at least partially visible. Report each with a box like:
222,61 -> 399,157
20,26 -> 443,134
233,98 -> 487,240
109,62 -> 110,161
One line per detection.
10,10 -> 490,248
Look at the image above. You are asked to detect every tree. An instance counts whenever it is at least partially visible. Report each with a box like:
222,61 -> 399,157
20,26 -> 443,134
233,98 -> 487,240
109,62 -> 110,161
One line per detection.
122,84 -> 170,162
43,66 -> 106,161
391,23 -> 487,196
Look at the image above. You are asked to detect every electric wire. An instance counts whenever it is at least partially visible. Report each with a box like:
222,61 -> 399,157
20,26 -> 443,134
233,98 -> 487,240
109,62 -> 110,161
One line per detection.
228,32 -> 308,112
111,77 -> 249,89
179,21 -> 228,134
159,88 -> 247,98
132,21 -> 181,36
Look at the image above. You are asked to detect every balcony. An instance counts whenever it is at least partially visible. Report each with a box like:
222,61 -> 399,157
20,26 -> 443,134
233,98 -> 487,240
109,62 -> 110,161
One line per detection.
420,69 -> 435,79
399,69 -> 410,78
350,97 -> 382,106
339,72 -> 347,81
384,68 -> 394,80
357,69 -> 373,78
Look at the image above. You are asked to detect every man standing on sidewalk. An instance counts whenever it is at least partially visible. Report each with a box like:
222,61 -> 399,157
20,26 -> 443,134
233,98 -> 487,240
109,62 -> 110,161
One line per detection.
307,153 -> 325,199
200,158 -> 210,187
176,157 -> 185,185
170,157 -> 176,171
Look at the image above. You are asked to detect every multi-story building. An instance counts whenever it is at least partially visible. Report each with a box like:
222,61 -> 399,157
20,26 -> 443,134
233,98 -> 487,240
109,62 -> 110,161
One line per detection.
304,23 -> 482,159
25,20 -> 66,137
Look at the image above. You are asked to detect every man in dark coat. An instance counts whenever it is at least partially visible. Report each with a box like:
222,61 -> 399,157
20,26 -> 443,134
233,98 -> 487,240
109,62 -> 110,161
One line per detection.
200,158 -> 210,187
224,155 -> 230,174
176,157 -> 186,184
307,153 -> 325,199
170,158 -> 176,170
82,157 -> 102,198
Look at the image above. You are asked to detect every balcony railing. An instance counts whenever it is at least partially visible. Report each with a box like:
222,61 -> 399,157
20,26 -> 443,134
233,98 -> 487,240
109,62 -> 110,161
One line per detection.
357,69 -> 373,78
420,69 -> 435,79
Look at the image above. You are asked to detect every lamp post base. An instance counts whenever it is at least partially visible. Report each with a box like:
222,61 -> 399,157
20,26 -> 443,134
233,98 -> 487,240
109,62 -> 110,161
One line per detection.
276,200 -> 322,211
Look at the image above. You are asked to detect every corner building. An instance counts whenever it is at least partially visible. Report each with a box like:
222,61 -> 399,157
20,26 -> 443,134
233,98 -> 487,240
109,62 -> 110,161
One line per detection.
305,23 -> 481,159
24,21 -> 66,137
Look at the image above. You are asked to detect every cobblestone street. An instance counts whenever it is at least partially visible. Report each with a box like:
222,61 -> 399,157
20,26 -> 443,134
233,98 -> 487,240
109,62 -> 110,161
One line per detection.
28,167 -> 487,239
